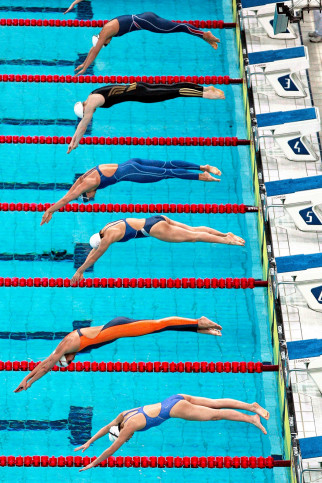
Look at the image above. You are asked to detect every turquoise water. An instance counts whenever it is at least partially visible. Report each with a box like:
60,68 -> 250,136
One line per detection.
0,0 -> 288,482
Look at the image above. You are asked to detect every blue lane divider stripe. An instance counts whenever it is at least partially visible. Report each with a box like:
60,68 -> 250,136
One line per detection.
0,118 -> 77,126
0,245 -> 93,271
0,7 -> 65,12
0,59 -> 74,67
0,406 -> 93,445
0,182 -> 72,190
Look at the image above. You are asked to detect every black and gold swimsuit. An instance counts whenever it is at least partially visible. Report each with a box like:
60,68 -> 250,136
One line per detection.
90,82 -> 203,109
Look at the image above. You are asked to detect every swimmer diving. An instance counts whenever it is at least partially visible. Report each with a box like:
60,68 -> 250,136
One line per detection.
64,9 -> 219,77
14,316 -> 222,392
70,216 -> 245,284
68,82 -> 225,153
40,159 -> 221,224
75,394 -> 269,472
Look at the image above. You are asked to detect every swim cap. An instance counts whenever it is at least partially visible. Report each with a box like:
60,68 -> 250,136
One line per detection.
92,34 -> 107,48
109,425 -> 120,442
74,101 -> 84,119
92,35 -> 99,47
89,233 -> 101,249
58,355 -> 69,367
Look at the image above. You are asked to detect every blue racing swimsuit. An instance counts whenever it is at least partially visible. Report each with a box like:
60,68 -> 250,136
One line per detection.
114,12 -> 205,38
123,395 -> 185,431
95,158 -> 200,189
99,216 -> 166,242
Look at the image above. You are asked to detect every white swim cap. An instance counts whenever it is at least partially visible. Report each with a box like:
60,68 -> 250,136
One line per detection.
74,101 -> 84,119
109,425 -> 120,442
92,34 -> 107,48
58,355 -> 69,367
89,233 -> 101,249
92,34 -> 99,47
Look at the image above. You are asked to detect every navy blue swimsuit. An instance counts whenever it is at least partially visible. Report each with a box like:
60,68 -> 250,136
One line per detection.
114,12 -> 204,38
94,159 -> 200,190
123,395 -> 184,432
100,216 -> 166,243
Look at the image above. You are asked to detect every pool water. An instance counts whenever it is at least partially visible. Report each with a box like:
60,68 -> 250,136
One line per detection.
0,0 -> 289,482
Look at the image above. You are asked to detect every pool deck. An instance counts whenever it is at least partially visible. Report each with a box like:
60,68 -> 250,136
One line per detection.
241,6 -> 322,482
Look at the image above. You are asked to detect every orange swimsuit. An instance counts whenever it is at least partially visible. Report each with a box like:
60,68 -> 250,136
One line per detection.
77,316 -> 198,353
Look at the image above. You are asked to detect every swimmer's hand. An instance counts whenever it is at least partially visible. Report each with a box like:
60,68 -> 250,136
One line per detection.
40,210 -> 53,226
71,270 -> 84,285
14,381 -> 30,393
75,63 -> 87,76
79,463 -> 94,472
74,442 -> 90,453
64,0 -> 82,14
67,138 -> 79,154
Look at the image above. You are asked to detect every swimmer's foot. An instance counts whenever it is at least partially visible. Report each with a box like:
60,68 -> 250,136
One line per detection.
224,233 -> 245,246
197,316 -> 222,336
251,414 -> 267,435
203,31 -> 220,50
199,172 -> 220,182
251,402 -> 270,420
227,232 -> 245,245
200,164 -> 222,176
203,86 -> 225,100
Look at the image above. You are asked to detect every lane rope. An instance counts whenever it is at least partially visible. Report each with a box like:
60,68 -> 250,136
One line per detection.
0,277 -> 268,289
0,455 -> 289,468
0,19 -> 236,29
0,203 -> 258,214
0,360 -> 279,373
0,74 -> 242,84
0,136 -> 250,146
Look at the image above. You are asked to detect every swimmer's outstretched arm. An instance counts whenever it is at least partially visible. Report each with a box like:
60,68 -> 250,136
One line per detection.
77,420 -> 136,472
64,0 -> 84,14
40,178 -> 94,225
75,413 -> 123,453
13,339 -> 71,393
75,26 -> 115,76
71,234 -> 117,284
67,102 -> 98,154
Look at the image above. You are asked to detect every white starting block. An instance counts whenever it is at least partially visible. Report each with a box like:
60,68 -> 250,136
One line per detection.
241,0 -> 297,39
265,176 -> 322,231
276,253 -> 322,312
247,46 -> 309,98
256,107 -> 320,161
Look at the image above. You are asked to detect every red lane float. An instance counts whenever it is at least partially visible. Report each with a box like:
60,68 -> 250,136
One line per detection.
0,203 -> 258,214
0,135 -> 250,146
0,19 -> 236,29
0,455 -> 288,468
0,277 -> 268,289
0,74 -> 243,85
0,360 -> 279,373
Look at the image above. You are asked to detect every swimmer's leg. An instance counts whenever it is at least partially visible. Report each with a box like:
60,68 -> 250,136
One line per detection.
150,222 -> 245,246
129,158 -> 201,170
163,217 -> 244,242
134,12 -> 204,37
129,159 -> 221,177
135,13 -> 220,49
180,396 -> 270,420
169,400 -> 267,434
106,317 -> 222,338
134,82 -> 224,102
116,161 -> 200,182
